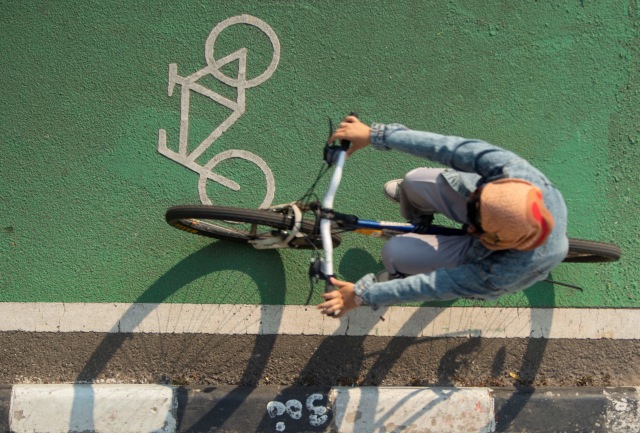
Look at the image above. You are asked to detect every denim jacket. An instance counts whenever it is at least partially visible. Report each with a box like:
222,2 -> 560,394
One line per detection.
354,123 -> 569,308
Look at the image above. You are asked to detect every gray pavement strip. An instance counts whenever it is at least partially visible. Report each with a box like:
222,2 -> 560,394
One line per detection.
1,385 -> 639,433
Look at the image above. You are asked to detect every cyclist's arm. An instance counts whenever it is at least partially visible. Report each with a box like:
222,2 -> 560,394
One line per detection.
370,123 -> 524,179
353,265 -> 500,308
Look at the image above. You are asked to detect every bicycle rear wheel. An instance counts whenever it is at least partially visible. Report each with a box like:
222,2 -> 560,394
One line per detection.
165,205 -> 341,249
564,238 -> 621,263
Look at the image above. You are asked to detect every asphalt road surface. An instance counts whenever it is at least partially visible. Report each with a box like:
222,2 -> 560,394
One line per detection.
2,333 -> 639,389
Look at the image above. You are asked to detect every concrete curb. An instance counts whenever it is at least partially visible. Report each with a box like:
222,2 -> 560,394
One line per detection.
1,385 -> 638,432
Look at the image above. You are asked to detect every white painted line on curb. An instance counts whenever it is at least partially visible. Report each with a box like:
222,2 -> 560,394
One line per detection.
9,384 -> 177,433
331,387 -> 495,433
0,302 -> 639,339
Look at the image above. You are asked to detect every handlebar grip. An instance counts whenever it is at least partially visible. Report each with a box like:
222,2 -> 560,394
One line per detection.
325,279 -> 335,293
340,112 -> 359,148
325,279 -> 340,317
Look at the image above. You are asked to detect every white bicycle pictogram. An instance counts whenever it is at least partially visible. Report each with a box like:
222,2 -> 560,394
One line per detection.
158,15 -> 279,208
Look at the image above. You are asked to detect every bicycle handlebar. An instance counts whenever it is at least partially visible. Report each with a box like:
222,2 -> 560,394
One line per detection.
320,148 -> 346,316
318,112 -> 358,316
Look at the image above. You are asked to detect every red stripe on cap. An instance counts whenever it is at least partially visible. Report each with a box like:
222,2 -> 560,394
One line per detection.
531,202 -> 550,248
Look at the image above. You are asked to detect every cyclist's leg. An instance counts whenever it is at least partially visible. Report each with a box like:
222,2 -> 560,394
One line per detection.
399,168 -> 475,225
381,233 -> 473,276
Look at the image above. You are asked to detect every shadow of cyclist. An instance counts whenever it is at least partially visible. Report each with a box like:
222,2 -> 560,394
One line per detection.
252,248 -> 558,431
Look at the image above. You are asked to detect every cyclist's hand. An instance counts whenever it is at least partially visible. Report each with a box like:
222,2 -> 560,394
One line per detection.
317,277 -> 358,318
329,116 -> 371,157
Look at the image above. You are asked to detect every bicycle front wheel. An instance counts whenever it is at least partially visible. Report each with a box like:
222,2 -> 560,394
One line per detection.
165,205 -> 341,249
564,238 -> 621,263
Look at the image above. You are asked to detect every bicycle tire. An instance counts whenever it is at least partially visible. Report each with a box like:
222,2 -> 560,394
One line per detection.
166,205 -> 342,249
564,238 -> 621,263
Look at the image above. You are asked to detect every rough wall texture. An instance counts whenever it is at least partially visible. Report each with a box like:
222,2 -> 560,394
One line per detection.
1,0 -> 638,307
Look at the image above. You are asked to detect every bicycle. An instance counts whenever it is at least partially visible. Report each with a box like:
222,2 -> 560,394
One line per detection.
165,116 -> 622,297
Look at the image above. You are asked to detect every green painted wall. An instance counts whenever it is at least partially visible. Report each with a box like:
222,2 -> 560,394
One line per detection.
1,0 -> 638,308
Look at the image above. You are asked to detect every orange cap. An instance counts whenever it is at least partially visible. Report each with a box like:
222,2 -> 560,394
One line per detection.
478,179 -> 554,251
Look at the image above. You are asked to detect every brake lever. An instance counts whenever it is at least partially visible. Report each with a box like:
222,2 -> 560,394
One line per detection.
309,257 -> 324,283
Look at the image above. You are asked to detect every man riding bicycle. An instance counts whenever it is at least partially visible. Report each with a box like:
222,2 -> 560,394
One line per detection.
318,116 -> 568,318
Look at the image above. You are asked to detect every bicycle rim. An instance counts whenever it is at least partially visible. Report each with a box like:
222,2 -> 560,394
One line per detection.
165,205 -> 341,249
563,238 -> 621,263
